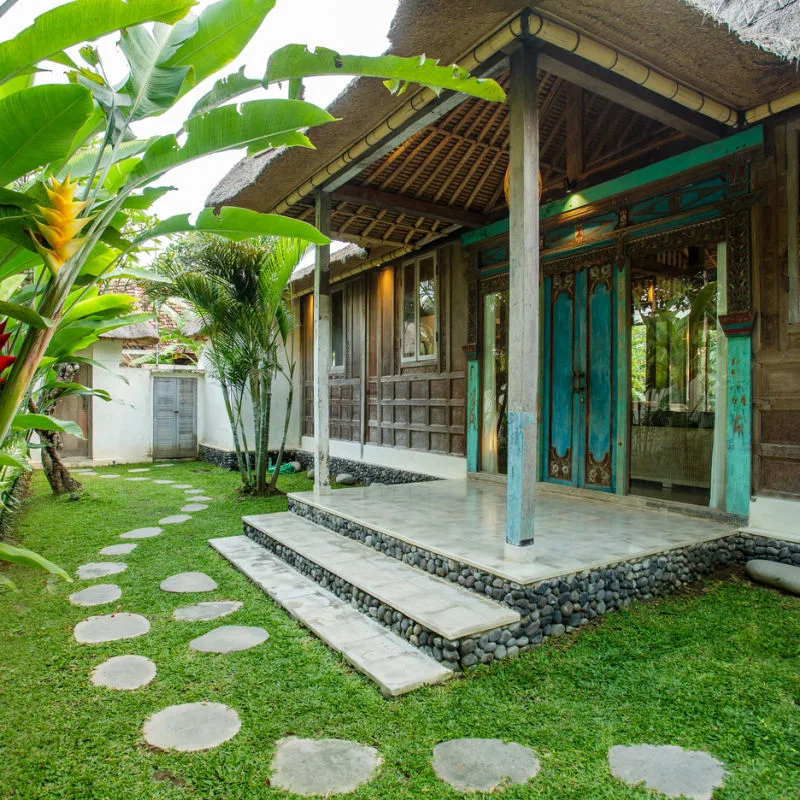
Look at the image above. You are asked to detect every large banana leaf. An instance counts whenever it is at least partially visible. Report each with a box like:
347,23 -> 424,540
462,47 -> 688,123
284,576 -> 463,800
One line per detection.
129,98 -> 334,184
12,413 -> 83,437
0,299 -> 53,329
0,0 -> 195,85
189,66 -> 263,118
62,293 -> 137,324
165,0 -> 275,97
119,23 -> 194,121
266,46 -> 507,102
0,84 -> 94,186
53,138 -> 150,182
0,542 -> 71,584
140,206 -> 329,246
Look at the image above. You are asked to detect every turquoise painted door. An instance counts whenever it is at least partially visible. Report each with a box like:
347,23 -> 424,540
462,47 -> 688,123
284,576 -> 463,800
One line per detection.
543,264 -> 616,491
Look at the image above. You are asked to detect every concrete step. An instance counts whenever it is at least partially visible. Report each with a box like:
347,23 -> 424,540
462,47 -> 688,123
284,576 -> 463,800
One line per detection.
243,512 -> 520,641
209,535 -> 452,697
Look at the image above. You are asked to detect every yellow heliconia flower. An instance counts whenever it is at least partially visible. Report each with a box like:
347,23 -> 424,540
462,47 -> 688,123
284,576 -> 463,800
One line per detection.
32,175 -> 92,274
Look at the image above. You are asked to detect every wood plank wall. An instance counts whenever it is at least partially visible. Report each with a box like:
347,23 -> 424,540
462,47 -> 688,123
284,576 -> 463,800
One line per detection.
301,241 -> 467,457
752,121 -> 800,498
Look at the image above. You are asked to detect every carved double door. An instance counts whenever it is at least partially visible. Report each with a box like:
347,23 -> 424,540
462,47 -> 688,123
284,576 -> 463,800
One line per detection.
543,263 -> 616,492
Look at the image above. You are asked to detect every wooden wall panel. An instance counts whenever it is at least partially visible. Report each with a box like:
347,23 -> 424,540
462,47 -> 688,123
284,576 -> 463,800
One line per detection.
752,121 -> 800,498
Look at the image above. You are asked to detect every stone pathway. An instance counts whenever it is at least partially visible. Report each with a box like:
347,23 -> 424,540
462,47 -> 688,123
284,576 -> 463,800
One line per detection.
189,495 -> 212,502
99,543 -> 137,556
185,489 -> 204,494
143,703 -> 241,752
76,562 -> 127,579
171,483 -> 194,489
173,601 -> 242,621
159,514 -> 191,525
181,503 -> 208,512
120,526 -> 162,539
433,739 -> 541,793
91,655 -> 156,690
74,613 -> 150,643
97,474 -> 121,479
608,744 -> 726,800
153,479 -> 175,485
125,477 -> 149,482
69,584 -> 121,607
189,625 -> 269,653
270,737 -> 382,796
160,572 -> 218,593
128,468 -> 150,473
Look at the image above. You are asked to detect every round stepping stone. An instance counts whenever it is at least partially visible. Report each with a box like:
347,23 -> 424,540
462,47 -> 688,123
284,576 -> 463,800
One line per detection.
128,468 -> 150,473
270,737 -> 381,796
160,572 -> 217,593
69,583 -> 122,607
77,470 -> 97,476
185,489 -> 204,494
120,526 -> 162,539
171,484 -> 194,489
152,463 -> 172,467
153,479 -> 175,485
174,601 -> 242,622
181,503 -> 208,513
746,559 -> 800,595
188,495 -> 212,502
91,655 -> 156,690
608,744 -> 726,800
189,625 -> 268,653
76,562 -> 127,580
433,739 -> 540,793
99,543 -> 137,556
74,612 -> 150,643
97,473 -> 121,479
159,514 -> 191,525
125,477 -> 149,482
143,702 -> 240,752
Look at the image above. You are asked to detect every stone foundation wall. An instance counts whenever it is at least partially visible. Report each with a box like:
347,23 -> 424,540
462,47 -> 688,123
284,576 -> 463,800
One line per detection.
256,499 -> 787,670
202,443 -> 439,486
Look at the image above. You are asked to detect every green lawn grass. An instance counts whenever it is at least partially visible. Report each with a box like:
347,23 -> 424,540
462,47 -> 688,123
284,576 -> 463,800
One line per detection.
1,462 -> 798,799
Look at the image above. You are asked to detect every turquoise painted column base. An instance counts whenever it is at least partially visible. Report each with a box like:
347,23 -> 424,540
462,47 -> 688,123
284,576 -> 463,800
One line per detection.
506,410 -> 536,546
720,312 -> 755,519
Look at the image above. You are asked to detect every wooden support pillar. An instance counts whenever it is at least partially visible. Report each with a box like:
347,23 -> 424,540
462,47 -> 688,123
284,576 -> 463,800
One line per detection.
313,192 -> 331,495
506,41 -> 539,548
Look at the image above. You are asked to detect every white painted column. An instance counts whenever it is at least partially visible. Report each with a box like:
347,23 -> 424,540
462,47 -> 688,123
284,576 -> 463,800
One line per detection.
313,192 -> 331,495
506,42 -> 539,547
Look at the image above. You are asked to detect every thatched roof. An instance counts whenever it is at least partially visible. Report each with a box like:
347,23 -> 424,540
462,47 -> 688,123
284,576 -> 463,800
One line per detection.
685,0 -> 800,61
208,0 -> 800,216
99,322 -> 159,344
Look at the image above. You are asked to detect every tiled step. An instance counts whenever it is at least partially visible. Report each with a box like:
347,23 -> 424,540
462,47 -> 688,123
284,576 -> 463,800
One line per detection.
209,535 -> 452,696
242,512 -> 520,640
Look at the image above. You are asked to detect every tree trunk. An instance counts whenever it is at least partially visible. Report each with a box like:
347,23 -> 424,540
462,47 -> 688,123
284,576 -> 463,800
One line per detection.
268,377 -> 293,494
38,428 -> 82,495
255,368 -> 272,495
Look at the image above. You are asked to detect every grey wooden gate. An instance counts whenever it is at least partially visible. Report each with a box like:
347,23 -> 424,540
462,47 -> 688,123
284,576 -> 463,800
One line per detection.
153,376 -> 197,459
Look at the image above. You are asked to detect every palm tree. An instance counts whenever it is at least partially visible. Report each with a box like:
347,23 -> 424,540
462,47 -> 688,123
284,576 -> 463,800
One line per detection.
148,235 -> 304,495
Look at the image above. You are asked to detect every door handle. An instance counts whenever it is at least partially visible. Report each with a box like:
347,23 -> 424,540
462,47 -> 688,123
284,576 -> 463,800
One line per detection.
572,370 -> 585,394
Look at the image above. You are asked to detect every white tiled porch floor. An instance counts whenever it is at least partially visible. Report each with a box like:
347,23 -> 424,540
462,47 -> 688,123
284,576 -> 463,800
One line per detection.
290,480 -> 735,586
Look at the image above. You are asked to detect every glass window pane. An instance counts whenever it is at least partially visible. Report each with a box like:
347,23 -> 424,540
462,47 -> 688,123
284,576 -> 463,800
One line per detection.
630,247 -> 718,506
402,263 -> 416,359
331,291 -> 344,368
418,257 -> 436,357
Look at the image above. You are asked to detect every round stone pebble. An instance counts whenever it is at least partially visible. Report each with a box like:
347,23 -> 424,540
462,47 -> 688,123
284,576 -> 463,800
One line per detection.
159,514 -> 191,525
143,702 -> 240,752
152,463 -> 172,467
160,572 -> 217,593
189,625 -> 268,653
187,495 -> 212,502
97,473 -> 121,479
181,503 -> 208,513
185,489 -> 204,494
91,655 -> 156,690
120,526 -> 162,539
69,583 -> 122,607
171,484 -> 193,489
128,468 -> 150,473
76,561 -> 127,580
270,737 -> 381,796
74,612 -> 150,643
153,479 -> 175,485
99,543 -> 137,556
608,744 -> 726,800
125,477 -> 149,482
77,470 -> 97,476
433,739 -> 540,793
173,601 -> 242,622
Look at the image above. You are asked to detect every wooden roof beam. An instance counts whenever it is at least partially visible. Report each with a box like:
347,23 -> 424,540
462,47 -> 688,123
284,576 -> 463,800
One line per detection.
333,185 -> 486,228
536,46 -> 727,143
